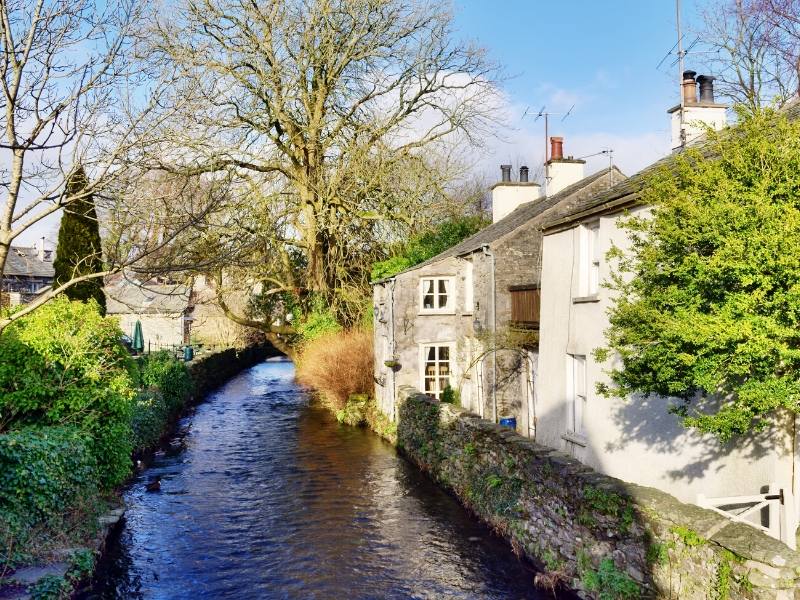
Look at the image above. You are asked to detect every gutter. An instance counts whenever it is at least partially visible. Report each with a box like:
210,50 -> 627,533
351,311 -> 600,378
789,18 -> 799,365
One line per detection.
481,244 -> 497,423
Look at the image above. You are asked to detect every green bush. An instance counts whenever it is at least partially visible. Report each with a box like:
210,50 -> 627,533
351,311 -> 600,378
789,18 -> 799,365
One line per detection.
371,215 -> 488,280
0,298 -> 134,488
130,390 -> 170,451
138,351 -> 192,410
0,427 -> 98,525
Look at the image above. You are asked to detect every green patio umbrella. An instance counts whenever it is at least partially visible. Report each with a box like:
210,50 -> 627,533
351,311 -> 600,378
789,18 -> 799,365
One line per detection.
132,320 -> 144,353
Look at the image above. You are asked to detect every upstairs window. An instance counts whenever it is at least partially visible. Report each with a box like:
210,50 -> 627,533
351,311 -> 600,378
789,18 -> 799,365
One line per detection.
578,222 -> 600,297
420,277 -> 453,313
422,344 -> 452,399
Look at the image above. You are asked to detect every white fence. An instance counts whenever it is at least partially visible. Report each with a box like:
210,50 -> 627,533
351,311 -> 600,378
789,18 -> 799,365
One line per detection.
698,484 -> 797,549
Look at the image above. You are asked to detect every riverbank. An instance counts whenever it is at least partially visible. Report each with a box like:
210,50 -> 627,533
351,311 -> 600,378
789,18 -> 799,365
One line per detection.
0,342 -> 280,600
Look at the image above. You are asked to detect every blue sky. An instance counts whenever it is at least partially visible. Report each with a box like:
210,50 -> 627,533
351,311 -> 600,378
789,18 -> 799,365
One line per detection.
452,0 -> 708,177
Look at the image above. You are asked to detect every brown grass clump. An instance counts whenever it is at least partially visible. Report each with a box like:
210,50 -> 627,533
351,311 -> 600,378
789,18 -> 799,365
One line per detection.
295,328 -> 374,411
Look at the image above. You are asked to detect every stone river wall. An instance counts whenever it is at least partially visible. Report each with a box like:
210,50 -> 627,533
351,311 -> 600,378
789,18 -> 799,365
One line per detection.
396,387 -> 800,599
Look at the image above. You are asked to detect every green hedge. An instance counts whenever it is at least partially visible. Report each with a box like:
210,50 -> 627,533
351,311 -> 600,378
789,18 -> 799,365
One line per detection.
0,298 -> 135,488
137,351 -> 192,411
0,426 -> 98,525
130,390 -> 170,452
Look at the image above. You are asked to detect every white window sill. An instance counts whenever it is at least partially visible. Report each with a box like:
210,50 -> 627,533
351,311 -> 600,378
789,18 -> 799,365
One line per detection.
572,295 -> 600,304
418,310 -> 456,316
562,431 -> 587,447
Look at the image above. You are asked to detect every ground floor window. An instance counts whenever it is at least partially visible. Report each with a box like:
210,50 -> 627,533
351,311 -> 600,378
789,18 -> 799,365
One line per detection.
422,344 -> 452,399
567,354 -> 586,435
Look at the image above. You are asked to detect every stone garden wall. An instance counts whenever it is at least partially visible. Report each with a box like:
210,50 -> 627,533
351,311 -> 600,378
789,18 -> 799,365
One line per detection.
396,387 -> 800,599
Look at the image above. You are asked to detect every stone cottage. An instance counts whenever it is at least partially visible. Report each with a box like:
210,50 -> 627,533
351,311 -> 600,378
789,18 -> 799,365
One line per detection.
536,72 -> 799,547
372,140 -> 625,435
106,279 -> 192,349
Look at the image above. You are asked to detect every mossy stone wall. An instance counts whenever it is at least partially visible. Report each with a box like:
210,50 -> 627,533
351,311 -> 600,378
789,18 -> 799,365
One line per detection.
397,388 -> 800,599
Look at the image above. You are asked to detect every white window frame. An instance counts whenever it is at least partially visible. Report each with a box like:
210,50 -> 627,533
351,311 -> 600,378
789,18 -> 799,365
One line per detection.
419,276 -> 456,314
419,342 -> 455,399
566,354 -> 587,439
577,221 -> 601,298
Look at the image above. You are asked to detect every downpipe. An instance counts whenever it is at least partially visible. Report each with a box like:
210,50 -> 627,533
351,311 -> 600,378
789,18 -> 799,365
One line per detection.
481,244 -> 497,423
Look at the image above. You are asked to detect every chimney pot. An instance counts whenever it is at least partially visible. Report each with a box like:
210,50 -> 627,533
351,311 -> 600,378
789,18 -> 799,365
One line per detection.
697,74 -> 716,103
500,164 -> 512,182
682,70 -> 698,105
519,165 -> 529,182
550,136 -> 564,161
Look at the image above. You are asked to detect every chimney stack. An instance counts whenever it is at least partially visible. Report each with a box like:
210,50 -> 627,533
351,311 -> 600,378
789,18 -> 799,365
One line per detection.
550,136 -> 564,161
491,163 -> 541,223
681,70 -> 698,105
545,137 -> 585,197
697,75 -> 716,103
37,237 -> 45,261
669,69 -> 727,150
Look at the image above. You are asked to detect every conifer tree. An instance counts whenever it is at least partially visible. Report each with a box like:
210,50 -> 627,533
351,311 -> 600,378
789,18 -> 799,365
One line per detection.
53,167 -> 106,314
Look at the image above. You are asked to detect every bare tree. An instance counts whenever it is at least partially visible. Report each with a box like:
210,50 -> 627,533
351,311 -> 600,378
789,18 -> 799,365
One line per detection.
146,0 -> 502,334
697,0 -> 800,109
0,0 -> 219,334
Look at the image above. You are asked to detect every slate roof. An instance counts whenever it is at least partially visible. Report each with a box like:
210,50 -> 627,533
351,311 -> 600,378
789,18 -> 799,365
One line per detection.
106,281 -> 191,315
388,166 -> 626,278
3,247 -> 55,278
543,99 -> 800,232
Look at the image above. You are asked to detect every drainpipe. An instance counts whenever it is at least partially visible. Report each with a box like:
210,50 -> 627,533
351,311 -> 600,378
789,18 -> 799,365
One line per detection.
481,244 -> 497,423
388,277 -> 397,422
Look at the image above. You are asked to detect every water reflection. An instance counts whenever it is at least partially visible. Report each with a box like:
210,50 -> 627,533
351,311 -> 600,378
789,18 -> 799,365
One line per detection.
84,359 -> 561,599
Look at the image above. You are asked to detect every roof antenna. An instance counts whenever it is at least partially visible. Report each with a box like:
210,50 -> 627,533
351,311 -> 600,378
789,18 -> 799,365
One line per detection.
529,105 -> 574,196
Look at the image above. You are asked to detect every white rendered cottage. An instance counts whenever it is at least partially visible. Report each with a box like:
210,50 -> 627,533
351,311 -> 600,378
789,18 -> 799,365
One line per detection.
536,72 -> 799,547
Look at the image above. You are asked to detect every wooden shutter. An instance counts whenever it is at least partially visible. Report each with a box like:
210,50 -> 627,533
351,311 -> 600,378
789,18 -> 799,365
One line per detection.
509,285 -> 540,329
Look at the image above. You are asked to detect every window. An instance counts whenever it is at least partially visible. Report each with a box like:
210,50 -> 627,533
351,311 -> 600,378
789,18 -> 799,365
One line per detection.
420,277 -> 453,312
421,344 -> 452,399
567,354 -> 587,435
578,222 -> 600,297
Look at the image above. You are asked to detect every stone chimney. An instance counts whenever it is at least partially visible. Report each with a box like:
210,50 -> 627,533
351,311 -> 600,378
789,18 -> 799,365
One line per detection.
491,164 -> 541,223
669,70 -> 727,150
545,137 -> 585,196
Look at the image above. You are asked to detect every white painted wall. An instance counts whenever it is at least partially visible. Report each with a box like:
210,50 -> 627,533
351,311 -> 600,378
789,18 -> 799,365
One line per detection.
670,105 -> 728,150
491,183 -> 540,223
537,207 -> 795,516
546,160 -> 585,196
115,313 -> 185,347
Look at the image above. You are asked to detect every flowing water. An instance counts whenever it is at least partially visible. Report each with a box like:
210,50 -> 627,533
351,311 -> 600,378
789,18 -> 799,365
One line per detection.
83,358 -> 564,599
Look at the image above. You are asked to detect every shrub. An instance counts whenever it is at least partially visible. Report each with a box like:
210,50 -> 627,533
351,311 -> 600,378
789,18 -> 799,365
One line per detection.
0,427 -> 98,525
295,328 -> 373,411
336,394 -> 370,426
296,300 -> 342,345
130,390 -> 170,451
0,298 -> 134,488
138,351 -> 192,410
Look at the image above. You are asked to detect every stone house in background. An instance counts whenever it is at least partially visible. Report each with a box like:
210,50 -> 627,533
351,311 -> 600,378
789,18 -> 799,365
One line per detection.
0,238 -> 54,306
536,72 -> 798,548
372,140 -> 625,434
106,279 -> 192,348
106,275 -> 253,350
